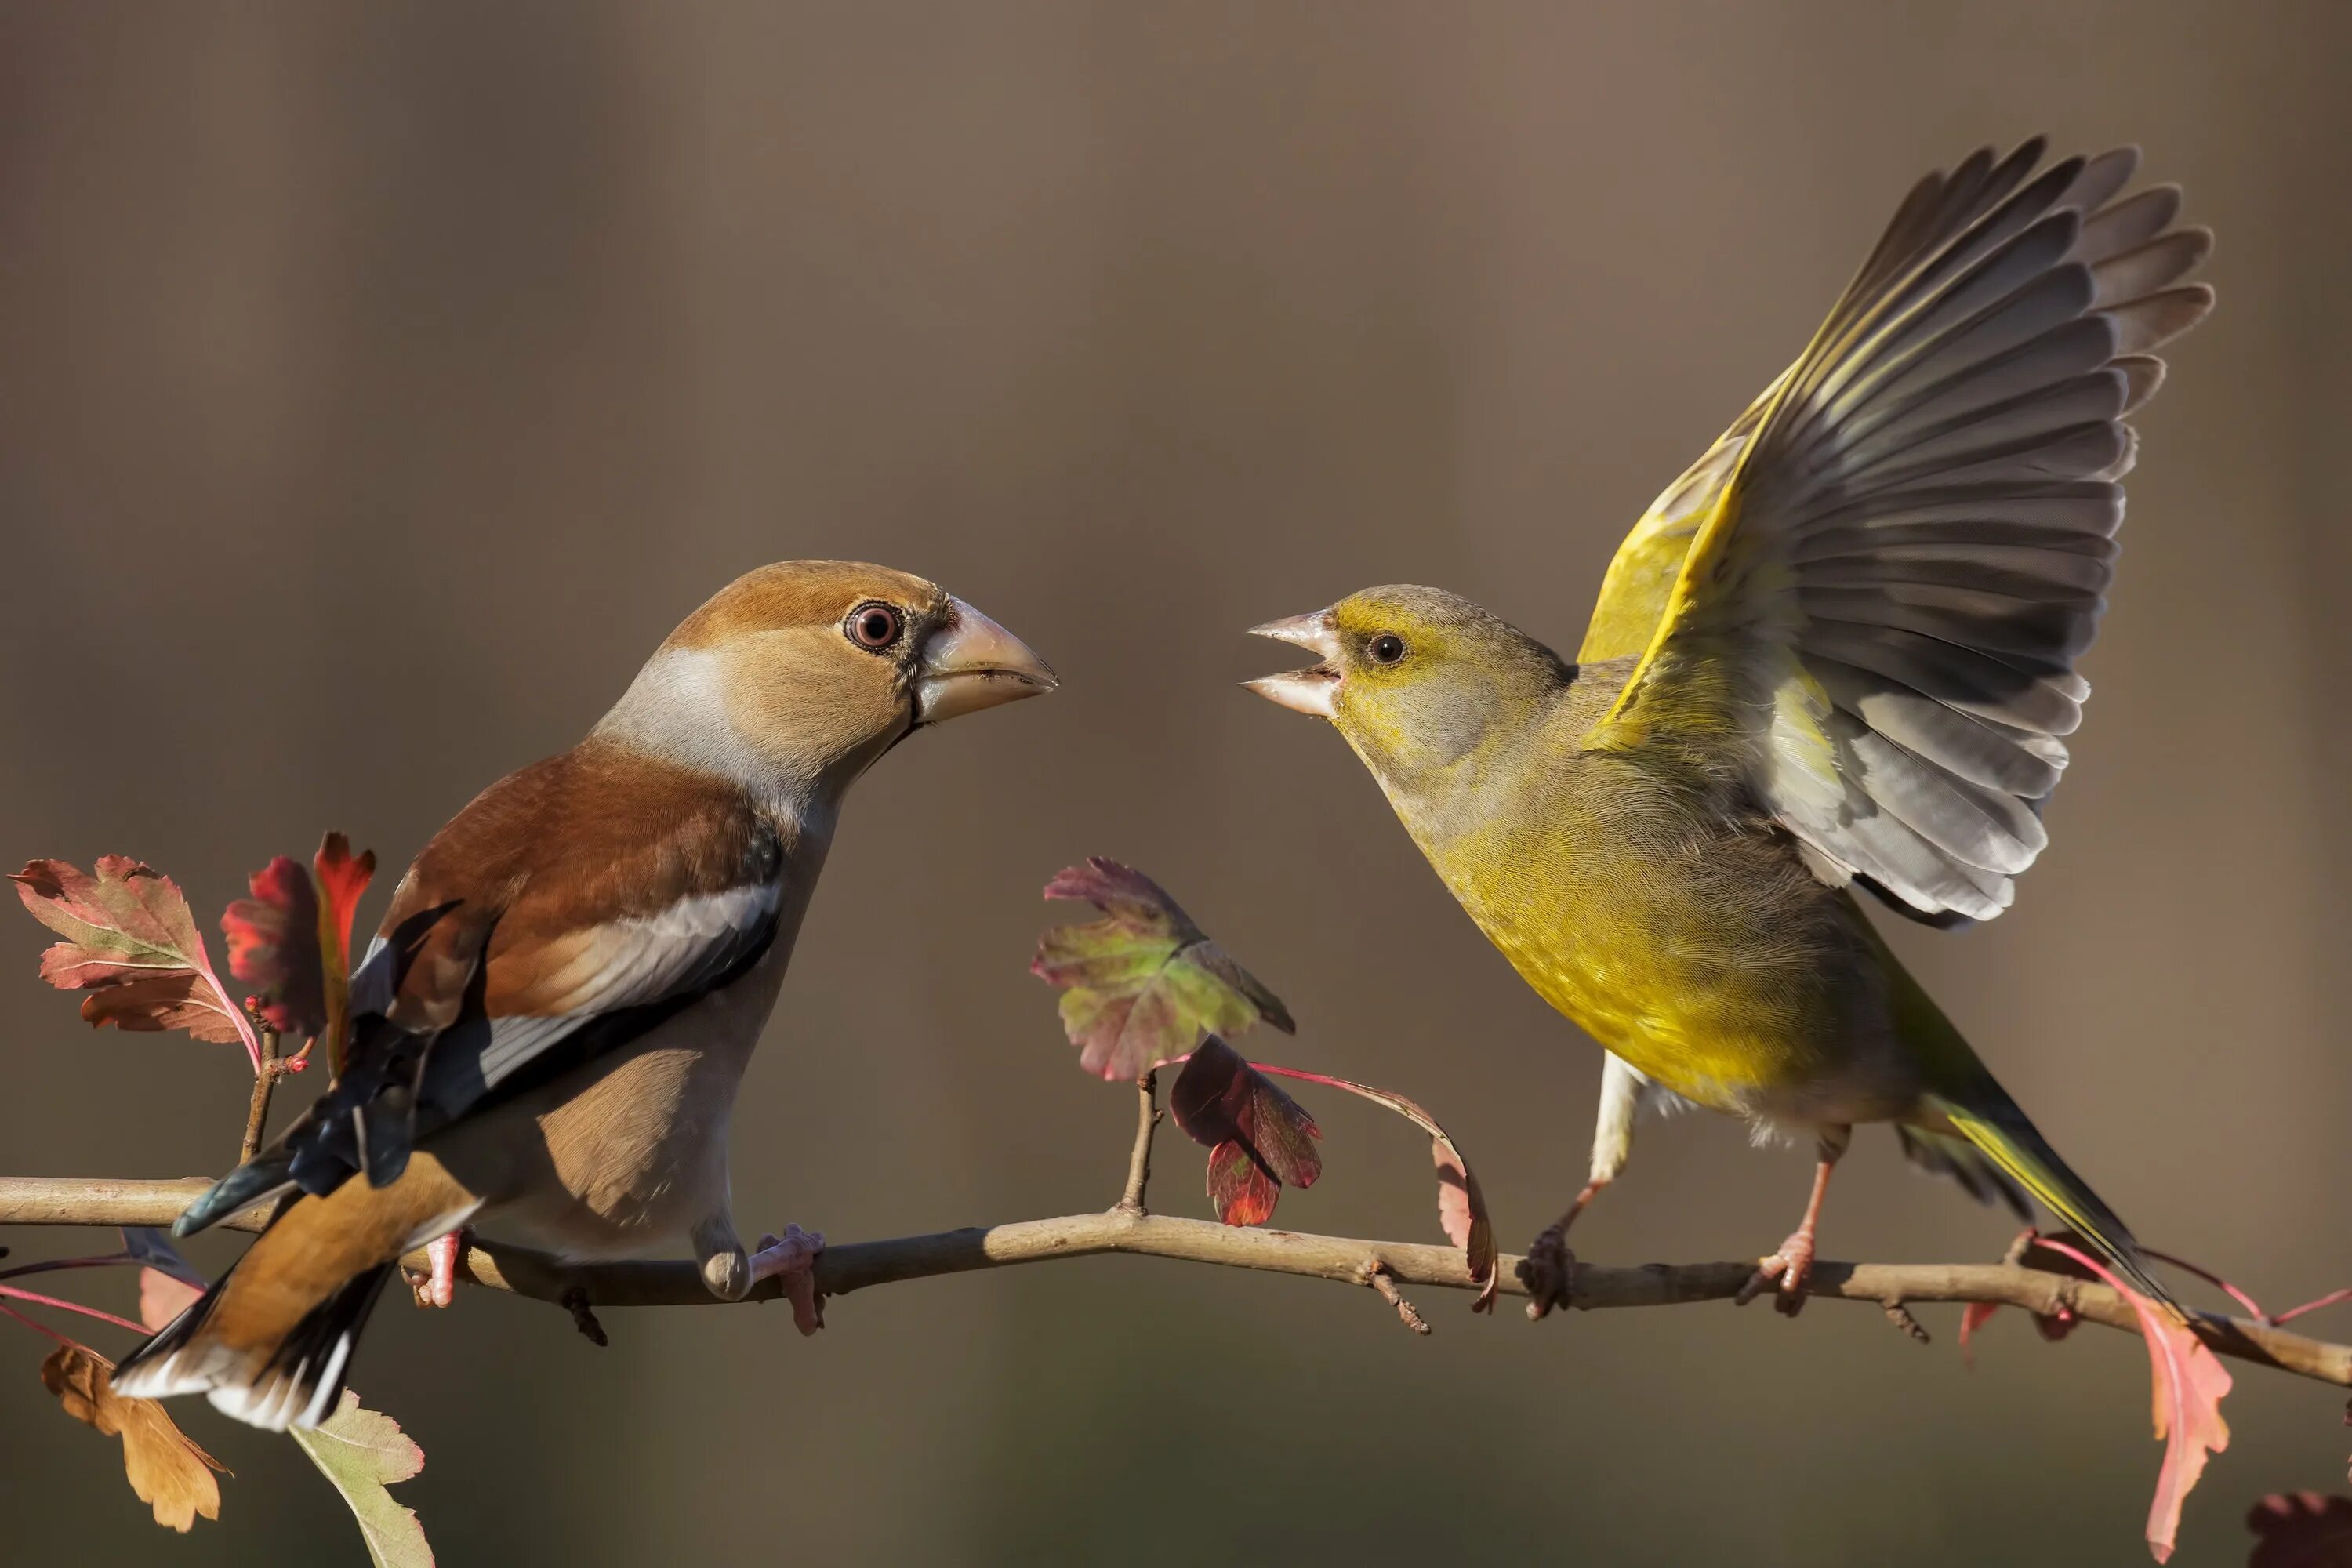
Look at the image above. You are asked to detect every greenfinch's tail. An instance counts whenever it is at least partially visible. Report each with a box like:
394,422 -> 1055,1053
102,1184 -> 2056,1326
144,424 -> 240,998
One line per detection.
1922,1091 -> 2180,1317
1894,1126 -> 2029,1220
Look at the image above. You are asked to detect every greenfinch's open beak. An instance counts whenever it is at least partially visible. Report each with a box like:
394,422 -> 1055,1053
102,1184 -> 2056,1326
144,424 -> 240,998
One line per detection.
916,597 -> 1058,724
1243,610 -> 1341,717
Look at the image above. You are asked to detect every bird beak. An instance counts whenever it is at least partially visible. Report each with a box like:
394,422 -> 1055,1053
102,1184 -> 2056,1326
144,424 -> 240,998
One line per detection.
1243,609 -> 1341,718
915,597 -> 1058,724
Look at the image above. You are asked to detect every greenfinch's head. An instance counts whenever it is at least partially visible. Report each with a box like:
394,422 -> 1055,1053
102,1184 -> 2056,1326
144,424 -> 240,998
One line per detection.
1246,585 -> 1573,791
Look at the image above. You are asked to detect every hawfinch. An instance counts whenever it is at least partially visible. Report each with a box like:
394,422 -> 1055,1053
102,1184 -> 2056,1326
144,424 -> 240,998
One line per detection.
112,561 -> 1056,1429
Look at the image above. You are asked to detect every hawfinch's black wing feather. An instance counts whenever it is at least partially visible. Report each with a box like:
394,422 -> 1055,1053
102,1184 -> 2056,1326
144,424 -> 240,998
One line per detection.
175,743 -> 785,1236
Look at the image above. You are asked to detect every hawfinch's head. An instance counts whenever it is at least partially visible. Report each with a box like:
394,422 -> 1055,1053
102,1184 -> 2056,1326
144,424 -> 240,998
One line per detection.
601,560 -> 1057,798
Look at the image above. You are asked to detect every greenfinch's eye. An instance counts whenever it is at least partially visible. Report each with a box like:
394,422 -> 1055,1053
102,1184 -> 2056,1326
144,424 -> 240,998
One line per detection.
847,602 -> 903,652
1368,633 -> 1406,666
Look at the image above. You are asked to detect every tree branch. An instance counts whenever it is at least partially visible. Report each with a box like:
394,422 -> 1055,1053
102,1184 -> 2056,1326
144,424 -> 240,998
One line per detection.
4,1174 -> 2347,1387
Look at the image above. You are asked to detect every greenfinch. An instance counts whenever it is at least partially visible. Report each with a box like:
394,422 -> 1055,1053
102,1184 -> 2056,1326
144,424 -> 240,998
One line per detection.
1247,140 -> 2209,1312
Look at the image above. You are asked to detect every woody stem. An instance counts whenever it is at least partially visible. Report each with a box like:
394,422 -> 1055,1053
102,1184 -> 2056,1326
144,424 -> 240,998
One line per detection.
1116,1068 -> 1160,1217
238,1027 -> 281,1166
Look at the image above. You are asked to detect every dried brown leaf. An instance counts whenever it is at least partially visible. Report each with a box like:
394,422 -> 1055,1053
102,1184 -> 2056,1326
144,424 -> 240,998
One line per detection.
41,1342 -> 227,1532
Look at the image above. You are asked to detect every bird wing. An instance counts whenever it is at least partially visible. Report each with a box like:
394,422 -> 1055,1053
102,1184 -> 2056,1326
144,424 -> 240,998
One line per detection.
1577,140 -> 2211,922
178,746 -> 786,1231
1575,380 -> 1779,663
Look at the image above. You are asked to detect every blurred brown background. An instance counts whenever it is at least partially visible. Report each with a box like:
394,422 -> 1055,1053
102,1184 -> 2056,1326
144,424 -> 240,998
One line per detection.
2,3 -> 2346,1563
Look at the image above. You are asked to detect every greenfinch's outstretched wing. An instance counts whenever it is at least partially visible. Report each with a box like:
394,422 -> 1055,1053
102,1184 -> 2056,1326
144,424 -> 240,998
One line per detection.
1581,140 -> 2210,922
1576,383 -> 1779,662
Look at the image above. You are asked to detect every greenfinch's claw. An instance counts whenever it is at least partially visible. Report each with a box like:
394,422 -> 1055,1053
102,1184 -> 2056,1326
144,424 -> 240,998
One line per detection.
1737,1229 -> 1818,1313
1518,1225 -> 1579,1320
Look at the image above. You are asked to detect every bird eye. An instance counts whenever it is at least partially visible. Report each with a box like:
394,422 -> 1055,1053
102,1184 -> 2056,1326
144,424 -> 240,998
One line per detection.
846,602 -> 903,652
1368,633 -> 1406,666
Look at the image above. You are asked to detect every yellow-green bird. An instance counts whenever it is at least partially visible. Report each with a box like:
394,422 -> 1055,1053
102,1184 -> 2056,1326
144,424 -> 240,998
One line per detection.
1247,140 -> 2210,1314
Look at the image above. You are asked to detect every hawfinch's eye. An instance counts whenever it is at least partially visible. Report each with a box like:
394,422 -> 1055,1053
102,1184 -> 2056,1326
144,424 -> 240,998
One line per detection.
1368,633 -> 1406,666
847,602 -> 903,652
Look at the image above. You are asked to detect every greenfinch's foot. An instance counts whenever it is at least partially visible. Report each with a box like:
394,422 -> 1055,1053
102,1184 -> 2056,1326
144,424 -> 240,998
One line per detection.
1518,1223 -> 1579,1320
1736,1228 -> 1818,1316
750,1225 -> 826,1336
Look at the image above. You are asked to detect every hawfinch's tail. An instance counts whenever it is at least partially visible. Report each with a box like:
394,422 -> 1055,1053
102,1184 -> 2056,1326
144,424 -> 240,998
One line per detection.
113,1249 -> 394,1431
113,1153 -> 481,1431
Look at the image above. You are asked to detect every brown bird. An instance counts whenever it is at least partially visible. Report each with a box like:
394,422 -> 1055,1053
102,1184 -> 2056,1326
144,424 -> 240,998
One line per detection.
113,561 -> 1056,1428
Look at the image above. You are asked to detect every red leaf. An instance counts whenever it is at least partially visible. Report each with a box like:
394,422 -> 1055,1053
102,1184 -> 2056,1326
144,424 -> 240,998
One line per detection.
1252,1063 -> 1497,1291
1957,1301 -> 2002,1367
12,857 -> 260,1069
1205,1140 -> 1281,1227
2246,1493 -> 2352,1568
312,833 -> 374,959
1171,1036 -> 1320,1225
2034,1237 -> 2232,1563
137,1269 -> 204,1334
310,833 -> 376,1075
1032,858 -> 1293,1080
222,833 -> 377,1069
223,855 -> 321,1040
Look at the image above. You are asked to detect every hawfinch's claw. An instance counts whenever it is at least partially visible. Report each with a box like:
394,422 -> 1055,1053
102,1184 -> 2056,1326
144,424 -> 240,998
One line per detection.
750,1225 -> 826,1336
408,1229 -> 465,1309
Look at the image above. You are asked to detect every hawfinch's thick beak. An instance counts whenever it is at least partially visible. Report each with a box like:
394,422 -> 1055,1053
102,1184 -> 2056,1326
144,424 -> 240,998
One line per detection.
916,597 -> 1058,724
1243,610 -> 1341,718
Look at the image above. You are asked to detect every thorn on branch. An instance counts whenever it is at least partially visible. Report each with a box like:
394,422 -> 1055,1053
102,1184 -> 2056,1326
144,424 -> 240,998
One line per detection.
561,1285 -> 608,1348
1881,1299 -> 1930,1344
1356,1261 -> 1431,1336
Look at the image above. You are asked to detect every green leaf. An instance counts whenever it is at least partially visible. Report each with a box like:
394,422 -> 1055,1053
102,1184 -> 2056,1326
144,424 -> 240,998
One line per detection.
291,1389 -> 434,1568
1030,858 -> 1293,1080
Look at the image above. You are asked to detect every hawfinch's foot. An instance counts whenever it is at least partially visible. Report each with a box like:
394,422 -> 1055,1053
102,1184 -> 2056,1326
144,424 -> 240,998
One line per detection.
1518,1223 -> 1578,1321
1737,1228 -> 1818,1316
409,1229 -> 466,1309
750,1225 -> 826,1336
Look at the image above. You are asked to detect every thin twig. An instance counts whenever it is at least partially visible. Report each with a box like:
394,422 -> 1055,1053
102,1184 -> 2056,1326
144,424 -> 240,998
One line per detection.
1356,1260 -> 1431,1335
238,1027 -> 281,1166
2,1174 -> 2348,1388
560,1285 -> 608,1348
1115,1068 -> 1159,1217
1881,1300 -> 1931,1344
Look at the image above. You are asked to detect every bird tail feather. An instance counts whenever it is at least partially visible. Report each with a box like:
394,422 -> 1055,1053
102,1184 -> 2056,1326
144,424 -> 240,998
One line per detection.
170,1151 -> 296,1238
1894,1125 -> 2030,1220
111,1249 -> 392,1432
1924,1091 -> 2180,1316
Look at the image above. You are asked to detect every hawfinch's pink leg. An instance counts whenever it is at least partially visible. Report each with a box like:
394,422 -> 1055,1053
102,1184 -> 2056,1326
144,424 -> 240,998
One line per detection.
750,1225 -> 826,1336
409,1229 -> 465,1309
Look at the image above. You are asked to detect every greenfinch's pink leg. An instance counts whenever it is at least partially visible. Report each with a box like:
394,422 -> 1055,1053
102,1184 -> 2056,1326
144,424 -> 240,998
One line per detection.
1738,1130 -> 1849,1316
